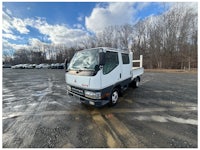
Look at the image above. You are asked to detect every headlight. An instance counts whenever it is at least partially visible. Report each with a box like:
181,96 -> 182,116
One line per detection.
85,90 -> 101,99
67,85 -> 71,91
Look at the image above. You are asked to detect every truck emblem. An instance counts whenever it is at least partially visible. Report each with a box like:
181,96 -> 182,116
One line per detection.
74,79 -> 76,83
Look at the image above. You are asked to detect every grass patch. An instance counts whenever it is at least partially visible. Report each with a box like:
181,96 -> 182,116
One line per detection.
145,69 -> 197,74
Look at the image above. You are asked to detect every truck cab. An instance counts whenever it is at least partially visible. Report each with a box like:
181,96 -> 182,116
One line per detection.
65,47 -> 144,107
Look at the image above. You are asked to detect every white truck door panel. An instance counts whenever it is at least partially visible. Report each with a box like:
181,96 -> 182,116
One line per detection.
121,53 -> 132,80
101,65 -> 121,88
100,51 -> 121,89
121,64 -> 131,80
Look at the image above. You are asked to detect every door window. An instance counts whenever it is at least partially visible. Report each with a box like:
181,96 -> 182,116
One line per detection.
103,51 -> 119,74
122,53 -> 130,64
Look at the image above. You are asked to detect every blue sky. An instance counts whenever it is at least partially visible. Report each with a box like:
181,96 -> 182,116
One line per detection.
3,2 -> 96,26
2,2 -> 171,55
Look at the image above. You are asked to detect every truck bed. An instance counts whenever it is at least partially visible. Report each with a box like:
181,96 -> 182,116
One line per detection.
131,67 -> 144,80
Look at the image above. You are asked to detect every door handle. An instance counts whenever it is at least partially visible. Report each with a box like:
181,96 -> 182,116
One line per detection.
120,73 -> 121,78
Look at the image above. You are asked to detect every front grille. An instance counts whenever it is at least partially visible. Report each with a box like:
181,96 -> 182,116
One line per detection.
71,87 -> 84,96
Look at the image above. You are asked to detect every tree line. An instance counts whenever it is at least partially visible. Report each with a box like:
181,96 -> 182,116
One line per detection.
3,3 -> 197,69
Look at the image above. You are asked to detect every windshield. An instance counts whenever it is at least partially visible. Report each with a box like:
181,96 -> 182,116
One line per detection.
68,48 -> 99,71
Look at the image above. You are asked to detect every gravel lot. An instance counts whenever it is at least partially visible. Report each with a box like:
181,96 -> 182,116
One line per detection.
2,69 -> 197,148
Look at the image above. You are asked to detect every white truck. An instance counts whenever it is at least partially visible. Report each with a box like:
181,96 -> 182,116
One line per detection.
65,47 -> 144,107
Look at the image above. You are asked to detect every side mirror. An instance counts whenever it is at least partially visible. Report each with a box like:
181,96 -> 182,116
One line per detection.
64,58 -> 68,72
93,65 -> 100,76
99,52 -> 105,66
94,65 -> 100,72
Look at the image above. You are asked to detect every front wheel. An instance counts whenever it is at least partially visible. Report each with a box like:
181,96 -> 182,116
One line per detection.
109,89 -> 119,106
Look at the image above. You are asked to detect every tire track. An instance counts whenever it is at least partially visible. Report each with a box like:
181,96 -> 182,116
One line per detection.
104,113 -> 145,147
91,110 -> 145,148
91,110 -> 123,148
3,106 -> 197,119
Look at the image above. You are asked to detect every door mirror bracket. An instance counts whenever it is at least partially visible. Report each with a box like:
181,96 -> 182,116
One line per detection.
99,52 -> 105,66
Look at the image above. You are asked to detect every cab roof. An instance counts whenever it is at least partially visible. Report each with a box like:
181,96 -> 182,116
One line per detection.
82,47 -> 130,54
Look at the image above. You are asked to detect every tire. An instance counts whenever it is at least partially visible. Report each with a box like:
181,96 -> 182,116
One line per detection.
135,78 -> 139,88
109,88 -> 119,106
131,77 -> 140,88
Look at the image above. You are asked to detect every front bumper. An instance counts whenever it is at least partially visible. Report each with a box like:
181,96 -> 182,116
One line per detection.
67,90 -> 109,107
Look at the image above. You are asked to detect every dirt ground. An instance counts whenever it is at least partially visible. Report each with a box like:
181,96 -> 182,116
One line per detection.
2,69 -> 197,148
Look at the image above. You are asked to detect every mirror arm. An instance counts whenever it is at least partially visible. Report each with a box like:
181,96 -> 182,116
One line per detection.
64,58 -> 68,72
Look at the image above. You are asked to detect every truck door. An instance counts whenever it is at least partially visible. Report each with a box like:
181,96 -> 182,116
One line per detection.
101,51 -> 121,89
121,53 -> 132,80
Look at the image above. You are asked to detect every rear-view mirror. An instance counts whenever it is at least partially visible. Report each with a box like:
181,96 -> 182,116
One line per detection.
64,58 -> 68,72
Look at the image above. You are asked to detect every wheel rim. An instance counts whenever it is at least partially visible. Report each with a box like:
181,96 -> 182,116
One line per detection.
112,91 -> 118,104
136,80 -> 139,87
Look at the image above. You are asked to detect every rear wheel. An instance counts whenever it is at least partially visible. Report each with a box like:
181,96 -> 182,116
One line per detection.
135,78 -> 139,88
109,88 -> 119,106
131,77 -> 140,88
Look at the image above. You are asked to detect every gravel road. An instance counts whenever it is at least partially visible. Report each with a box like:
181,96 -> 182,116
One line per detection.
3,69 -> 197,148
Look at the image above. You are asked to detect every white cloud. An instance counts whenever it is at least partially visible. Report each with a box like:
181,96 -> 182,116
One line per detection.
2,8 -> 89,49
73,23 -> 85,30
5,8 -> 12,15
25,18 -> 89,45
85,3 -> 135,33
3,33 -> 22,40
85,2 -> 151,33
3,39 -> 28,52
2,8 -> 30,34
135,2 -> 149,11
77,16 -> 83,22
12,18 -> 29,34
29,38 -> 44,46
2,10 -> 14,34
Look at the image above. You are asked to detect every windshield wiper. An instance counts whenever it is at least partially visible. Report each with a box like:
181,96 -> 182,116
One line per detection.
83,67 -> 95,71
76,69 -> 83,73
68,67 -> 94,73
75,68 -> 95,74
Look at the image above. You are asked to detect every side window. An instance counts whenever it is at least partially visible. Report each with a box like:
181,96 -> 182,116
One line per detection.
103,51 -> 119,74
122,53 -> 130,64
